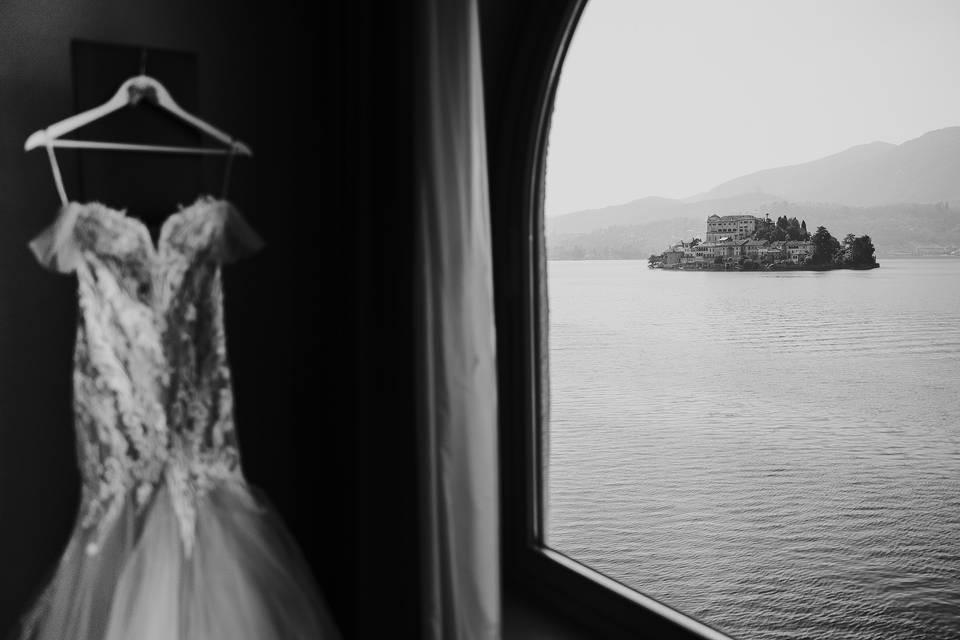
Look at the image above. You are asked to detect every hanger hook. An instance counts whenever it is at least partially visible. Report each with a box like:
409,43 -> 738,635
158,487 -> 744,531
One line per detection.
139,48 -> 147,76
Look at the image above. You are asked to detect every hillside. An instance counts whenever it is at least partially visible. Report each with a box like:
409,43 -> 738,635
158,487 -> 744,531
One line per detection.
547,192 -> 778,235
758,201 -> 960,256
548,217 -> 703,260
545,126 -> 960,258
547,202 -> 960,260
698,127 -> 960,206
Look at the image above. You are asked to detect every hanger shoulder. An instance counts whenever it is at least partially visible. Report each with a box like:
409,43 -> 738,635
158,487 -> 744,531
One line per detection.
24,78 -> 136,151
148,79 -> 252,155
24,74 -> 252,156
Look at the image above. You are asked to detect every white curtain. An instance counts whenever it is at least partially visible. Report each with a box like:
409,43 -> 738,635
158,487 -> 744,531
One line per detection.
414,0 -> 501,637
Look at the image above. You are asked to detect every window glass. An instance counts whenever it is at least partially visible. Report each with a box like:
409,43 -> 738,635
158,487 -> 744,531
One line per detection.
543,2 -> 960,639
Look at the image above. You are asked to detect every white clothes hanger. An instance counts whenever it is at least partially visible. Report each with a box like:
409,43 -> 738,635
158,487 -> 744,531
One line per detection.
26,52 -> 251,206
24,74 -> 253,157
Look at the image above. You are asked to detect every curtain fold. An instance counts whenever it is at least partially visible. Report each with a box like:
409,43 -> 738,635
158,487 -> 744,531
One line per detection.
414,0 -> 501,638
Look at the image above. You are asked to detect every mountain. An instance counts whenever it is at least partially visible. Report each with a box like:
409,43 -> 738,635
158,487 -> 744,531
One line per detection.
547,192 -> 778,235
547,202 -> 960,260
545,126 -> 960,258
548,217 -> 703,260
758,201 -> 960,256
698,127 -> 960,206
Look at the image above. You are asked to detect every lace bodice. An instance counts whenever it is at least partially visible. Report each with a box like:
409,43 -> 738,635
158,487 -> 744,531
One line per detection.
30,197 -> 263,556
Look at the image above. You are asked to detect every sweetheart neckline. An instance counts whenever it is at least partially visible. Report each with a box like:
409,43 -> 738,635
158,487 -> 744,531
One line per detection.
69,196 -> 227,258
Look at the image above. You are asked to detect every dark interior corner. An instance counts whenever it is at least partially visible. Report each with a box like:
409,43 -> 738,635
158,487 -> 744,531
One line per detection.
0,0 -> 615,638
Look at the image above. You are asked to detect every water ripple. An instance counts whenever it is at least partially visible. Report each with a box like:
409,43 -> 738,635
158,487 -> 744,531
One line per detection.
546,258 -> 960,640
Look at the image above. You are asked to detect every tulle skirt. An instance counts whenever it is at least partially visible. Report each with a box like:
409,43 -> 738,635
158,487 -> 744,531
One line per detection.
15,482 -> 341,640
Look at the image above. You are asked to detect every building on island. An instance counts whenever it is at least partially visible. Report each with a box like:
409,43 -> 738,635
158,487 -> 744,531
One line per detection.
758,243 -> 784,262
741,239 -> 767,260
661,249 -> 684,266
654,214 -> 817,268
784,240 -> 814,263
705,214 -> 762,241
677,238 -> 749,264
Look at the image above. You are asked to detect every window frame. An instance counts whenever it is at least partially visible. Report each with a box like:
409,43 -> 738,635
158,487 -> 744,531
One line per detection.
489,2 -> 734,637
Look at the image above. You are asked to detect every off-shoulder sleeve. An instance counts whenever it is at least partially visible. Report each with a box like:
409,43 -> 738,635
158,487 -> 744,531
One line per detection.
29,203 -> 84,273
217,202 -> 265,264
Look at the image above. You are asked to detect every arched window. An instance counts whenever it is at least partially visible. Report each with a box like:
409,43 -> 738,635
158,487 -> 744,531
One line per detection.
492,1 -> 960,638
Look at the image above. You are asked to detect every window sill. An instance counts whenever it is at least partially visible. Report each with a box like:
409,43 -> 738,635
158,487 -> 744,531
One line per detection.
506,546 -> 735,640
504,585 -> 596,640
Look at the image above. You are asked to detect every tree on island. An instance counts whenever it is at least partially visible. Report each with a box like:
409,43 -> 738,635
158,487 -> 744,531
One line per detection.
811,226 -> 840,265
837,233 -> 878,267
754,215 -> 809,241
754,216 -> 783,241
810,226 -> 877,267
785,216 -> 810,240
850,235 -> 877,266
648,253 -> 661,265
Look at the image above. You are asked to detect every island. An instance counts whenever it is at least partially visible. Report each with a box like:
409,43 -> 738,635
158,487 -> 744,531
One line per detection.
648,214 -> 879,271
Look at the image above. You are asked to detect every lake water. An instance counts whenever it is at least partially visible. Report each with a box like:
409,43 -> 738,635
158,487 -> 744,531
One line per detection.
546,258 -> 960,640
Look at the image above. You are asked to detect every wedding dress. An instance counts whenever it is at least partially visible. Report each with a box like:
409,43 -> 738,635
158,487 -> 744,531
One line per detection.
16,197 -> 340,640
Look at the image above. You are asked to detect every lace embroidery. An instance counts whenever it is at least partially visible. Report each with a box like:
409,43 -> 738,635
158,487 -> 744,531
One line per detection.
33,197 -> 262,556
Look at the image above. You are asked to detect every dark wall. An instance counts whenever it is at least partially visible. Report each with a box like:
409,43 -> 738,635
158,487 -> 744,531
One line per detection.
0,1 -> 421,638
480,0 -> 583,570
0,1 -> 262,631
0,0 -> 588,638
306,3 -> 421,637
70,40 -> 205,219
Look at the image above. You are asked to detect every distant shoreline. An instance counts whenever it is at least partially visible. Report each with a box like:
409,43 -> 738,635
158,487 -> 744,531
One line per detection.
878,254 -> 960,259
547,255 -> 956,262
651,263 -> 880,272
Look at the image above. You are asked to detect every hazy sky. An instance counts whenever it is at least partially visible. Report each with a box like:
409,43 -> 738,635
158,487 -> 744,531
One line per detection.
544,0 -> 960,216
